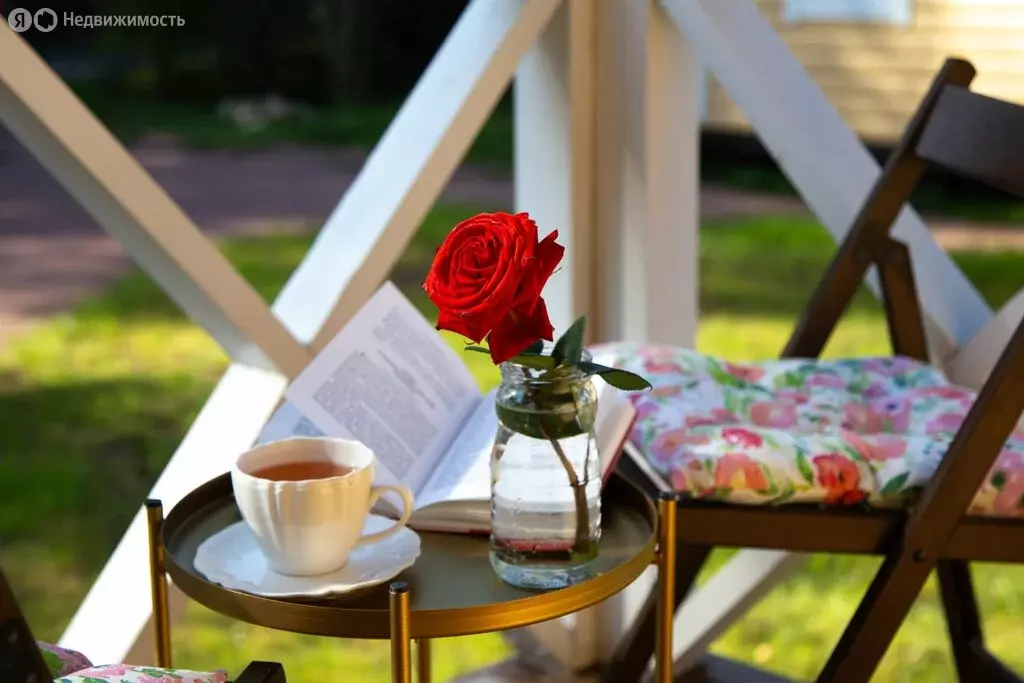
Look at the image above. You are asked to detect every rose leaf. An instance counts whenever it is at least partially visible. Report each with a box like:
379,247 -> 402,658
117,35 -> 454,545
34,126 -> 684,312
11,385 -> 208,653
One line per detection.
521,339 -> 546,356
577,361 -> 652,391
552,316 -> 586,366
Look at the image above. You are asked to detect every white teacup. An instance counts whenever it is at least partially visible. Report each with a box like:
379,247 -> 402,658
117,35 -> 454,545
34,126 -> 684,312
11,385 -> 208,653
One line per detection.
230,437 -> 414,577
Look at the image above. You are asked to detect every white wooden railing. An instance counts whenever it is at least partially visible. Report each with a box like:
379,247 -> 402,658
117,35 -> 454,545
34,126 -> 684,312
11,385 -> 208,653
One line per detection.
1,0 -> 1020,676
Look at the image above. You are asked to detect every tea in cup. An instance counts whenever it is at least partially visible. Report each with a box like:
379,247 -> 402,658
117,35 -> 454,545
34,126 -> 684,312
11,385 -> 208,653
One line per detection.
231,437 -> 414,577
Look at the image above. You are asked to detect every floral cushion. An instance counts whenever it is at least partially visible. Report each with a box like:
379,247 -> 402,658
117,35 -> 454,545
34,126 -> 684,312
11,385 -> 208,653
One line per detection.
55,664 -> 227,683
37,641 -> 227,683
39,642 -> 93,678
592,343 -> 1024,517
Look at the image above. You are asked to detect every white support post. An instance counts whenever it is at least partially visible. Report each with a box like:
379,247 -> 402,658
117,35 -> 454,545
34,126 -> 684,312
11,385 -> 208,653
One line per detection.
591,0 -> 700,346
568,0 -> 599,343
591,0 -> 652,653
514,0 -> 597,338
643,0 -> 700,346
589,0 -> 702,658
0,26 -> 310,380
513,0 -> 603,668
274,0 -> 565,352
593,0 -> 649,344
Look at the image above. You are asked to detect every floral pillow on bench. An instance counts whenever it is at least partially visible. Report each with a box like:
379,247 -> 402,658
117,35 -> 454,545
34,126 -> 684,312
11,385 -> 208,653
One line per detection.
39,641 -> 227,683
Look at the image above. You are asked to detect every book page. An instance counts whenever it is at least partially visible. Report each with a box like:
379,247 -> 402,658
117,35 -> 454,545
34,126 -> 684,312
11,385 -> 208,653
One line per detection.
415,389 -> 499,509
286,282 -> 481,493
255,401 -> 325,445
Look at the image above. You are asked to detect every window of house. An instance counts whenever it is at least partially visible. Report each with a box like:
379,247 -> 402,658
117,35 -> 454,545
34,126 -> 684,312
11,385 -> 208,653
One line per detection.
782,0 -> 913,26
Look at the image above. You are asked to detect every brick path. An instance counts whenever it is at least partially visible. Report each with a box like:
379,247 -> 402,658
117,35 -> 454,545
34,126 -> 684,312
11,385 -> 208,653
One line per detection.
1,129 -> 1021,342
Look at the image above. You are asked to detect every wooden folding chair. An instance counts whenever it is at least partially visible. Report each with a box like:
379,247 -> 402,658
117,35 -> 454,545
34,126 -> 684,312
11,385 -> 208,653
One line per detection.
0,564 -> 286,682
603,57 -> 1024,683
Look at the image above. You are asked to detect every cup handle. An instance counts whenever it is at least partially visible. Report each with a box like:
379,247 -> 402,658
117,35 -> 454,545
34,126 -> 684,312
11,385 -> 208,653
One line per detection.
357,484 -> 415,547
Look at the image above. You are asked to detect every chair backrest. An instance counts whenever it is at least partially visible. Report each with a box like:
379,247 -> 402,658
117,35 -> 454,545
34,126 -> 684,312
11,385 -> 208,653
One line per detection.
0,567 -> 54,683
915,83 -> 1024,199
784,57 -> 1024,361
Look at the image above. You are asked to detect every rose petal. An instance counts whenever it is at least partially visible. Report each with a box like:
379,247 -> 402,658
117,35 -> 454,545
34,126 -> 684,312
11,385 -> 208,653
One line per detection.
510,229 -> 565,311
534,230 -> 565,283
487,297 -> 556,363
436,310 -> 489,343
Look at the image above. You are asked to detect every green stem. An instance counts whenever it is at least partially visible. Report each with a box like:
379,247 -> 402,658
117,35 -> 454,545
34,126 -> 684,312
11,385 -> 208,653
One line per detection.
524,384 -> 591,553
572,389 -> 593,489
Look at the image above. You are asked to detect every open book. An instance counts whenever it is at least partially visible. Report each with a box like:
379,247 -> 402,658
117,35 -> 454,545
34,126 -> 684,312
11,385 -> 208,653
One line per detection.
256,282 -> 637,534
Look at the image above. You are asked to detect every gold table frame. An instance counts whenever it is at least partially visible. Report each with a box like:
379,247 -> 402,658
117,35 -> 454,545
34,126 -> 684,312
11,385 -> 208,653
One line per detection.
145,474 -> 678,683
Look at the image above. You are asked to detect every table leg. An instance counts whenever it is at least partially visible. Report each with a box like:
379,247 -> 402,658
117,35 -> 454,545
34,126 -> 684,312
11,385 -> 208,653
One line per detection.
655,493 -> 678,683
416,638 -> 431,683
390,581 -> 413,683
145,499 -> 172,668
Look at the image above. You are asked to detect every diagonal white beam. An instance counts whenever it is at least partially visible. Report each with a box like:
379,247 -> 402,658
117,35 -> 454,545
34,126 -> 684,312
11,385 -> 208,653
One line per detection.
668,551 -> 807,674
661,0 -> 993,362
272,0 -> 566,353
0,26 -> 310,379
57,0 -> 565,665
946,287 -> 1024,389
60,363 -> 288,664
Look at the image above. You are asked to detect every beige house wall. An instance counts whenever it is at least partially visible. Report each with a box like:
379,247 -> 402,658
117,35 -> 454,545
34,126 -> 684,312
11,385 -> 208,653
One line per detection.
705,0 -> 1024,144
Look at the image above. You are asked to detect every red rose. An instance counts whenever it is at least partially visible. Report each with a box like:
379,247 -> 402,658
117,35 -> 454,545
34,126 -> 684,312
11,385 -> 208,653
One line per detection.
424,212 -> 564,363
812,453 -> 867,505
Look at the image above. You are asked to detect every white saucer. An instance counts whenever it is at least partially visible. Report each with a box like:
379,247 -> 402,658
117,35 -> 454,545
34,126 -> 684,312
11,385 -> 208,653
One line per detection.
194,515 -> 421,599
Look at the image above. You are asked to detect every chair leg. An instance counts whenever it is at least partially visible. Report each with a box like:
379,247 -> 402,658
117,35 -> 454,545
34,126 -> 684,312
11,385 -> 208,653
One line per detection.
0,569 -> 52,683
819,315 -> 1024,683
235,661 -> 287,683
602,543 -> 711,683
939,560 -> 1021,683
145,499 -> 172,668
937,559 -> 982,682
815,550 -> 935,683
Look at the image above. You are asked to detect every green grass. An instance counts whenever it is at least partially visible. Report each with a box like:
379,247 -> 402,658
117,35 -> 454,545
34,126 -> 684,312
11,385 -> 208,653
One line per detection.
1,208 -> 1022,681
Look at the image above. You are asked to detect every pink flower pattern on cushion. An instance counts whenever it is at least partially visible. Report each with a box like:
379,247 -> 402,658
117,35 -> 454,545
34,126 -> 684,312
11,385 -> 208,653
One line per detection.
55,664 -> 228,683
750,402 -> 798,429
714,452 -> 770,492
590,342 -> 1024,518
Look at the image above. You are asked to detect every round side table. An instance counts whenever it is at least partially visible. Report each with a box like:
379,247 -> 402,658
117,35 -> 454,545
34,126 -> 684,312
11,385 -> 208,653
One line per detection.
144,473 -> 679,683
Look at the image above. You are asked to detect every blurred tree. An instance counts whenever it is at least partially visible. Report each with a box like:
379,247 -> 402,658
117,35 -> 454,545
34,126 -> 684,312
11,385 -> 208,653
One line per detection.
29,0 -> 471,106
309,0 -> 366,103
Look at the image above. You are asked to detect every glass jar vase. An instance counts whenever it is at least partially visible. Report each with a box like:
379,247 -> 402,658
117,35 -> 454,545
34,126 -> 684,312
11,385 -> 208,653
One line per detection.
489,353 -> 602,590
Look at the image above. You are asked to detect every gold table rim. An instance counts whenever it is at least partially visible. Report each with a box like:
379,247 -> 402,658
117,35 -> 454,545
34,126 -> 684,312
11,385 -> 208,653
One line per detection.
162,472 -> 657,640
